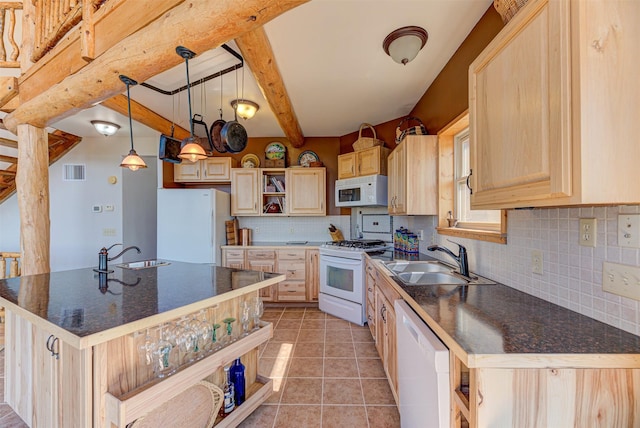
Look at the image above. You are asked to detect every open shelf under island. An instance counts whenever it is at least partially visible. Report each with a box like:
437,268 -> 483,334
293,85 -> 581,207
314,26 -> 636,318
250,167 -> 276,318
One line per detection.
0,261 -> 285,427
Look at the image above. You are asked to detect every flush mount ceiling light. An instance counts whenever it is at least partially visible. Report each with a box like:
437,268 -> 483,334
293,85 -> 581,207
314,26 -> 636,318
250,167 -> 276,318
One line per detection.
91,120 -> 120,137
176,45 -> 208,163
382,26 -> 428,65
118,75 -> 147,171
230,99 -> 259,120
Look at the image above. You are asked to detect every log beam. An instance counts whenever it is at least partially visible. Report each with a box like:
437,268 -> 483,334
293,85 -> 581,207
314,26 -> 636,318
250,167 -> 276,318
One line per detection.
4,0 -> 308,133
0,136 -> 17,148
16,124 -> 50,275
101,95 -> 190,140
0,154 -> 17,163
0,76 -> 18,108
235,27 -> 304,147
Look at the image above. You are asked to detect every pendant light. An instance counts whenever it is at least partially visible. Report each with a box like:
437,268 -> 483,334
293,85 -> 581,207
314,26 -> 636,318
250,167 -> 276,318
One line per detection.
119,75 -> 147,171
176,46 -> 207,163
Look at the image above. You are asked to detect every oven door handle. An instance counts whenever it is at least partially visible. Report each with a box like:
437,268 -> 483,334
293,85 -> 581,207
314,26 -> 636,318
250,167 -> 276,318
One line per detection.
320,254 -> 363,266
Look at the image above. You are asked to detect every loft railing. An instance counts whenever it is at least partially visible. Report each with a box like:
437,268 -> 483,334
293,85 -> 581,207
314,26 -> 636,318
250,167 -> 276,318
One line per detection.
0,2 -> 22,68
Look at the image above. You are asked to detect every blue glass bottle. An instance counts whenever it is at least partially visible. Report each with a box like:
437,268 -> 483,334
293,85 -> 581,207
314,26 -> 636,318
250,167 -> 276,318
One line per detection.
230,357 -> 246,405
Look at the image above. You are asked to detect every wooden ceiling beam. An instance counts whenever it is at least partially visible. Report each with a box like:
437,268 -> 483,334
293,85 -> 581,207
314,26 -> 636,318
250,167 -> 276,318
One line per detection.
235,27 -> 304,147
4,0 -> 309,133
0,77 -> 18,108
101,95 -> 190,140
0,137 -> 17,148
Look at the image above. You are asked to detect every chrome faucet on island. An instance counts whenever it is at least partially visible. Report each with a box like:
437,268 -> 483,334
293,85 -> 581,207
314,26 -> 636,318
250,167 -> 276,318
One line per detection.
96,243 -> 141,273
427,241 -> 469,277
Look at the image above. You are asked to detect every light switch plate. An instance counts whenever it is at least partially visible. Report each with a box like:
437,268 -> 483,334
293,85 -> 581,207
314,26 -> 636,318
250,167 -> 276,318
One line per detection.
579,218 -> 597,247
602,261 -> 640,301
618,214 -> 640,248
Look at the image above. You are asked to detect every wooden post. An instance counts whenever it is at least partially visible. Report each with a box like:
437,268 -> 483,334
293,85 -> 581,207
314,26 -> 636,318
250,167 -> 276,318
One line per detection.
16,124 -> 50,275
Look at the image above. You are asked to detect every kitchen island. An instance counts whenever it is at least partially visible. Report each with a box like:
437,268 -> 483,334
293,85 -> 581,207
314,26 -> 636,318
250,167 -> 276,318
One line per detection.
367,252 -> 640,427
0,261 -> 285,427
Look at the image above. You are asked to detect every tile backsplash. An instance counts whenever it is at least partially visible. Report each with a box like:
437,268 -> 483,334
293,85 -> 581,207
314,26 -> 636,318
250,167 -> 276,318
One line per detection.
237,215 -> 351,243
395,205 -> 640,336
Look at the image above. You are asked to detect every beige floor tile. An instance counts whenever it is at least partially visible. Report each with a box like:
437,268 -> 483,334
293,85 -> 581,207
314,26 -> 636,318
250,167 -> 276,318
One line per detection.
297,329 -> 325,343
303,310 -> 326,319
288,357 -> 324,377
264,380 -> 285,404
281,378 -> 323,404
280,311 -> 305,320
237,404 -> 278,427
324,329 -> 352,343
366,405 -> 401,428
272,329 -> 299,343
301,319 -> 326,329
361,379 -> 396,405
293,342 -> 324,358
274,405 -> 321,428
322,378 -> 364,405
262,341 -> 295,359
322,405 -> 368,428
285,307 -> 307,312
323,358 -> 359,378
324,343 -> 355,358
351,328 -> 374,343
259,357 -> 291,379
357,358 -> 386,378
354,341 -> 379,358
326,319 -> 351,330
276,319 -> 303,330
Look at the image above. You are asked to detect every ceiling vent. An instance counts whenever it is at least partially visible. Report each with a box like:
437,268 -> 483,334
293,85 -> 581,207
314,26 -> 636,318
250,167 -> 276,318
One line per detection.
63,164 -> 86,181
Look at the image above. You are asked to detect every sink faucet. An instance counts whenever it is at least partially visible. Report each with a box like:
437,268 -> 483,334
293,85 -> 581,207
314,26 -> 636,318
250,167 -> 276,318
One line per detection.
98,244 -> 141,272
427,241 -> 469,277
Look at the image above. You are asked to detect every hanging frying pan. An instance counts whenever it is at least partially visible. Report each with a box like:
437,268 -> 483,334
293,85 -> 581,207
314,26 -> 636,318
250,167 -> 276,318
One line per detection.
220,107 -> 247,153
192,113 -> 213,154
210,109 -> 227,153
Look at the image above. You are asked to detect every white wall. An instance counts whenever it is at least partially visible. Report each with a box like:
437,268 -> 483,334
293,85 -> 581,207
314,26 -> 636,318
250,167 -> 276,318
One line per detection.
0,133 -> 161,272
395,205 -> 640,336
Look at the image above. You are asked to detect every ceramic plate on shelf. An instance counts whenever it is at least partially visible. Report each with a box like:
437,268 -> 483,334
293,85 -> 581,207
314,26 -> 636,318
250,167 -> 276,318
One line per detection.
265,141 -> 286,160
298,150 -> 319,167
241,153 -> 260,168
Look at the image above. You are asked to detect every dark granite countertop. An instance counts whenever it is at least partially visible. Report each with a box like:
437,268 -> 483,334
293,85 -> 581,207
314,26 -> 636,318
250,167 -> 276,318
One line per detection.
368,252 -> 640,367
0,261 -> 283,349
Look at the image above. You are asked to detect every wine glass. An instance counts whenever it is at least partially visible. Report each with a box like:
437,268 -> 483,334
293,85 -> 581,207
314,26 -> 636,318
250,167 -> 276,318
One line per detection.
222,316 -> 236,346
137,328 -> 157,367
252,297 -> 264,332
177,318 -> 198,364
153,324 -> 177,378
240,301 -> 251,338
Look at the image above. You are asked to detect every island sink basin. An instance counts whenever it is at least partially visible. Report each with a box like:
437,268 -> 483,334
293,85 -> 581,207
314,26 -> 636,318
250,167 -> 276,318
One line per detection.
116,260 -> 171,270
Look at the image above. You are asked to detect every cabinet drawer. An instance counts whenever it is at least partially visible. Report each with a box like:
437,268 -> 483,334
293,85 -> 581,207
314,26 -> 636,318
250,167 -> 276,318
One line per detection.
367,300 -> 376,329
277,249 -> 306,261
247,250 -> 275,260
277,281 -> 306,301
224,249 -> 244,259
278,260 -> 305,280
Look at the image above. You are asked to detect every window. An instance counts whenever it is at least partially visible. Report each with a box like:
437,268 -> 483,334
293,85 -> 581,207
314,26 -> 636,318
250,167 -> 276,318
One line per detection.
454,129 -> 501,230
436,111 -> 506,244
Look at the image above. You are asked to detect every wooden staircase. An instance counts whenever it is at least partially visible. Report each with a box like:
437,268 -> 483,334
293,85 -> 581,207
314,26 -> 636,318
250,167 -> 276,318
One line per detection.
0,130 -> 82,205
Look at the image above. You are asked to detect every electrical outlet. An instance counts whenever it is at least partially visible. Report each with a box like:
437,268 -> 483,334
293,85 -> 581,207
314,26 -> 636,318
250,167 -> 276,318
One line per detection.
618,214 -> 640,248
289,227 -> 295,234
579,218 -> 597,247
531,250 -> 543,275
254,227 -> 260,234
102,228 -> 116,237
104,204 -> 114,212
602,261 -> 640,301
418,229 -> 424,240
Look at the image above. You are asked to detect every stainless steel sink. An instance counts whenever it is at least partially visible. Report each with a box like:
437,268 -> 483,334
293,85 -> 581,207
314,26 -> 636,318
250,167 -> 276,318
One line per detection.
382,260 -> 495,286
116,260 -> 171,270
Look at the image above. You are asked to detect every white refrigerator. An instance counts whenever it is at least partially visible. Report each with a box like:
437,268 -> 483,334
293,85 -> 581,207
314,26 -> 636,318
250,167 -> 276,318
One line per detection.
157,188 -> 231,264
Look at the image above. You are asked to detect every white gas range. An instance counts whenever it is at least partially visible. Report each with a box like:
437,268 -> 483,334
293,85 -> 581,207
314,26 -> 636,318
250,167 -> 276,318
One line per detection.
319,239 -> 391,325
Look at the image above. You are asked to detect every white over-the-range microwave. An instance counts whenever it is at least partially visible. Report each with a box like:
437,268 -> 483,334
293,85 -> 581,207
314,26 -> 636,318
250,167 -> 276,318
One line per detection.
335,175 -> 388,207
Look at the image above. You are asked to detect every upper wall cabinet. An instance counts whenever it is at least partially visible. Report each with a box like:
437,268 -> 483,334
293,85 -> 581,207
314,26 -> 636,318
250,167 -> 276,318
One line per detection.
388,135 -> 437,215
174,157 -> 237,183
469,0 -> 640,209
338,146 -> 391,179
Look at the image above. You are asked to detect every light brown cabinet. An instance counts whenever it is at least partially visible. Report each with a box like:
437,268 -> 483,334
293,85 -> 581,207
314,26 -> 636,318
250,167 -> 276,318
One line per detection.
174,157 -> 236,182
222,247 -> 319,303
387,135 -> 437,215
337,146 -> 391,179
469,0 -> 640,209
231,168 -> 326,217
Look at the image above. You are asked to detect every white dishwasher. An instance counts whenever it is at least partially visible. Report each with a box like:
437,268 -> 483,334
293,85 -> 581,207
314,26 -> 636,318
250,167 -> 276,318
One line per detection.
395,300 -> 450,428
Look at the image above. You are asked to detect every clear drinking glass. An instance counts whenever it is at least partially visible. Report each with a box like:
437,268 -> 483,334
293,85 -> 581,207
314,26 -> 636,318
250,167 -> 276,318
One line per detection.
252,297 -> 264,332
137,328 -> 157,367
240,301 -> 251,338
153,324 -> 177,378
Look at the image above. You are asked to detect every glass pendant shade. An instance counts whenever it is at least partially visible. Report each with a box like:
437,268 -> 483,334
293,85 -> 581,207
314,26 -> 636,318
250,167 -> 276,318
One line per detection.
383,26 -> 428,65
178,136 -> 207,162
120,149 -> 147,171
230,99 -> 259,120
91,120 -> 120,136
119,74 -> 147,171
